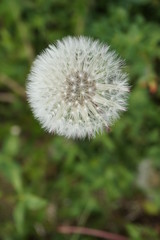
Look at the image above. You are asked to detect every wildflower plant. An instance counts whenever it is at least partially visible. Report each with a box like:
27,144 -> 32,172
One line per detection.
27,36 -> 129,139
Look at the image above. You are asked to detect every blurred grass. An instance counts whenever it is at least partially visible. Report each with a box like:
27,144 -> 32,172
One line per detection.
0,0 -> 160,239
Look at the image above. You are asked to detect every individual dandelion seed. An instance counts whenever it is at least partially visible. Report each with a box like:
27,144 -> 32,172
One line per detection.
26,36 -> 129,139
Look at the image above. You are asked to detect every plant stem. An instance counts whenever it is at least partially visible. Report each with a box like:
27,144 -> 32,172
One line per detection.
57,226 -> 128,240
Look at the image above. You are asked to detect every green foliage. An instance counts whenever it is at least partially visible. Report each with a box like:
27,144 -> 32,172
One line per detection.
0,0 -> 160,239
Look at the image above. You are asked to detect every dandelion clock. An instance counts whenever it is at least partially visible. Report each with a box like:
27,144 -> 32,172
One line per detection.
27,36 -> 129,139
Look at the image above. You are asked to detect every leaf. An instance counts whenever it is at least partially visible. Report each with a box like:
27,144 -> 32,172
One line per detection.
3,135 -> 20,157
23,194 -> 47,210
143,200 -> 159,215
0,154 -> 23,193
13,202 -> 25,236
126,224 -> 142,240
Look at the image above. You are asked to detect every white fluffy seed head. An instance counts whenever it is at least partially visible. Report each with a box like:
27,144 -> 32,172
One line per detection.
27,36 -> 129,139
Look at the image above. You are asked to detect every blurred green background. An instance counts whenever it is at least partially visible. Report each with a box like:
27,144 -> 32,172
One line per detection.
0,0 -> 160,239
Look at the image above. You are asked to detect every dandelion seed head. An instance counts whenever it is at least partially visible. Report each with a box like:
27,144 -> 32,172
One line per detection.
27,36 -> 129,139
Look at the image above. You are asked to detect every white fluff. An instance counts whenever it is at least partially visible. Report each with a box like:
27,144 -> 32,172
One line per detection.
27,36 -> 129,139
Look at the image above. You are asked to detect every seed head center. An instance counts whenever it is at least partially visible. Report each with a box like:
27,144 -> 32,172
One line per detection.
62,71 -> 96,106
